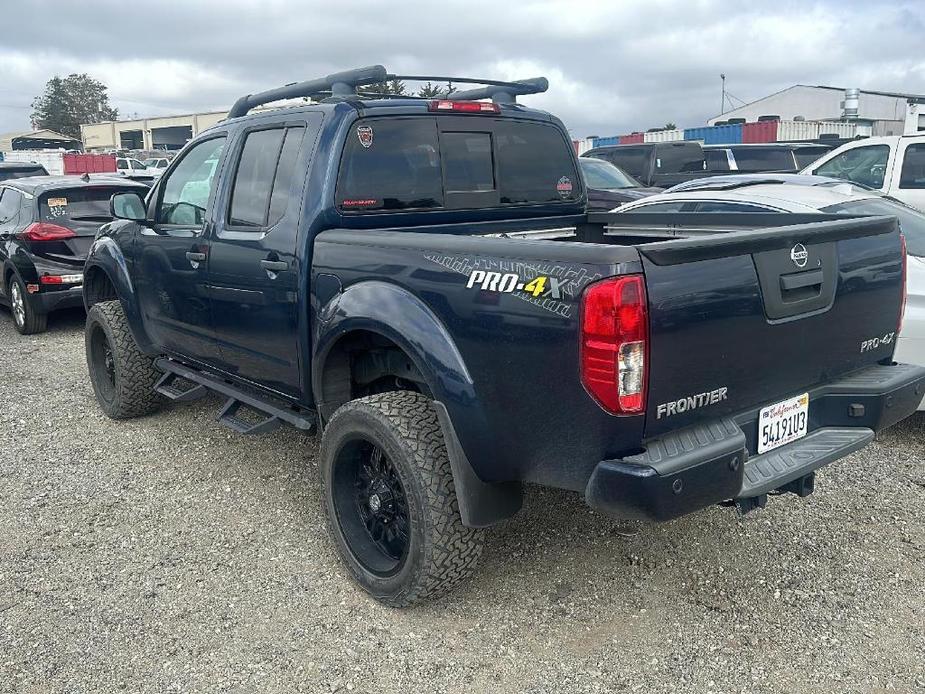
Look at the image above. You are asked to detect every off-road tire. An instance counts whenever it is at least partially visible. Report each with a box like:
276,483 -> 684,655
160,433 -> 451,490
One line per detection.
8,275 -> 47,335
321,391 -> 483,607
85,300 -> 164,419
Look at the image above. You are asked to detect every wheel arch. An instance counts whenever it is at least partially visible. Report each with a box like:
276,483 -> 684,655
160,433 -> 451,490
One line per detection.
313,280 -> 522,528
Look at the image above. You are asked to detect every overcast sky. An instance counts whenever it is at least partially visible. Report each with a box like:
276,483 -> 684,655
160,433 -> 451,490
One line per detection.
2,0 -> 924,139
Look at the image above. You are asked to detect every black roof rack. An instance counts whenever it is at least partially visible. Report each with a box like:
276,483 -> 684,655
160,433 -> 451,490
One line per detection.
227,65 -> 548,119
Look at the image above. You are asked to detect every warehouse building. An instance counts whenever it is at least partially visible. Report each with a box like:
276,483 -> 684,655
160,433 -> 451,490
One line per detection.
708,84 -> 921,136
0,129 -> 80,151
80,110 -> 228,152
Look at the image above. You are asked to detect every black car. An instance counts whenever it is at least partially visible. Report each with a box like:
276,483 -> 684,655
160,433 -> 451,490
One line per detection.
703,143 -> 834,173
0,175 -> 149,333
578,157 -> 662,210
0,162 -> 49,182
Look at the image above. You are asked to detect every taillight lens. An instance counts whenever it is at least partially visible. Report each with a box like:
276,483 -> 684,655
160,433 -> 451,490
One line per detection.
19,222 -> 76,242
899,233 -> 907,332
428,100 -> 501,113
580,275 -> 649,415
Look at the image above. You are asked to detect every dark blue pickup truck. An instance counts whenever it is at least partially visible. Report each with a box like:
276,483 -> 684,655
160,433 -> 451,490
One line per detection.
81,67 -> 925,606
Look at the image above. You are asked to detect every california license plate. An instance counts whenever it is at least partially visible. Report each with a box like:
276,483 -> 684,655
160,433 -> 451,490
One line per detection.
757,393 -> 809,455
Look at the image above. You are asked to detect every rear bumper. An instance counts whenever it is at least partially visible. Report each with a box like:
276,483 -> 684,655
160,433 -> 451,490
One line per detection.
34,285 -> 84,314
585,363 -> 925,522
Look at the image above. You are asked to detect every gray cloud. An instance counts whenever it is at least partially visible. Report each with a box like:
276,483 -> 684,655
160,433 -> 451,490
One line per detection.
2,0 -> 924,138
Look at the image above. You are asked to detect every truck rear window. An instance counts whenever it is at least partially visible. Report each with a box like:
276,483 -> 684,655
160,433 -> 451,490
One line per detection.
335,116 -> 578,212
0,165 -> 47,182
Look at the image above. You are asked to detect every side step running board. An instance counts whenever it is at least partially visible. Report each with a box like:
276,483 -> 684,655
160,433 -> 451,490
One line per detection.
154,358 -> 316,436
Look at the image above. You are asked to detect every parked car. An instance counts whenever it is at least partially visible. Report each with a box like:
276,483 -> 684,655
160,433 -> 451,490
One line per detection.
704,143 -> 833,173
81,67 -> 924,607
143,158 -> 170,174
577,157 -> 662,210
616,177 -> 924,409
583,141 -> 727,188
0,176 -> 149,333
0,162 -> 48,182
800,135 -> 925,211
116,157 -> 147,173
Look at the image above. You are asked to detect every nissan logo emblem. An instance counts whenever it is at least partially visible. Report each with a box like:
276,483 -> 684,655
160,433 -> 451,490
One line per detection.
790,243 -> 808,268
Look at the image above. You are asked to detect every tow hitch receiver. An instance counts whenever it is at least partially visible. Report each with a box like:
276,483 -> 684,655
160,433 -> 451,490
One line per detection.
734,471 -> 816,516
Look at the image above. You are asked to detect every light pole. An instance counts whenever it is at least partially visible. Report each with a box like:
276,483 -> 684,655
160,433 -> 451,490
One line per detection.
720,74 -> 726,115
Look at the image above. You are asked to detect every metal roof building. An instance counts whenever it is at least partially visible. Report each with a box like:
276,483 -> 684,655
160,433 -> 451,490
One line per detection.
0,129 -> 81,151
708,84 -> 920,136
80,110 -> 228,152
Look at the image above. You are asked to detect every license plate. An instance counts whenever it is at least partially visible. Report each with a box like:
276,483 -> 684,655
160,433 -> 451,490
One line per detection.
757,393 -> 809,455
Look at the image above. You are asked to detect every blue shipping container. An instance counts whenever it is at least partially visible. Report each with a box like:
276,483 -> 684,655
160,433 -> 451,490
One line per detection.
704,124 -> 742,145
684,127 -> 707,141
592,136 -> 619,148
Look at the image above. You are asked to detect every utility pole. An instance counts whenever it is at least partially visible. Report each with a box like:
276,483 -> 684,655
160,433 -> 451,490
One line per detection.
720,74 -> 726,115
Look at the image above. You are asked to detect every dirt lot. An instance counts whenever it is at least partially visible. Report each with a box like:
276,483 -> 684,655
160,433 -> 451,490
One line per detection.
1,308 -> 923,694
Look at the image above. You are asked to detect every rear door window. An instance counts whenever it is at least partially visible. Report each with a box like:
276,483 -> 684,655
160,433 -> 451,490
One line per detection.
704,150 -> 730,171
899,143 -> 925,189
656,144 -> 704,173
597,148 -> 647,178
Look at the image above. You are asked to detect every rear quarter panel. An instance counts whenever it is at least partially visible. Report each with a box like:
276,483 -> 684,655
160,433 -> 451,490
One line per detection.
311,229 -> 645,491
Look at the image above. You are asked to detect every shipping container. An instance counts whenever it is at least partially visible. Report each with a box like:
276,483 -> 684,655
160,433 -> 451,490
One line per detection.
742,121 -> 778,143
574,137 -> 596,155
683,127 -> 709,142
1,150 -> 65,175
591,136 -> 619,148
63,153 -> 117,174
618,132 -> 644,144
776,121 -> 822,142
643,129 -> 684,143
703,124 -> 742,145
814,121 -> 861,139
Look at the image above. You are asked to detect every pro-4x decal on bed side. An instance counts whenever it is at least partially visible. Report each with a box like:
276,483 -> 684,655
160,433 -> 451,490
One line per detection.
424,252 -> 602,318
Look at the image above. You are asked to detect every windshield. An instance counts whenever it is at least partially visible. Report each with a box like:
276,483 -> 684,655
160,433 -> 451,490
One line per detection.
821,197 -> 925,257
579,158 -> 640,189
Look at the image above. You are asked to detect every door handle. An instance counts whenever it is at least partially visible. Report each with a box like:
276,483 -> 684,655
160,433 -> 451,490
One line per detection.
186,251 -> 206,268
260,259 -> 288,272
780,268 -> 823,292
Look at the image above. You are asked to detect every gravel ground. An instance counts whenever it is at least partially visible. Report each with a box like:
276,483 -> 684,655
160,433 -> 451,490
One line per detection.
1,308 -> 923,694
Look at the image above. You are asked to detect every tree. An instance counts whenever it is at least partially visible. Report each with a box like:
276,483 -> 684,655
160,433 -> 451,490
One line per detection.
369,78 -> 407,96
31,74 -> 118,139
417,81 -> 457,98
663,122 -> 677,130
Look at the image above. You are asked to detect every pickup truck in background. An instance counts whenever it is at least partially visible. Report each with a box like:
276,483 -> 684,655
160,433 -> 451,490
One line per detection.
801,134 -> 925,211
583,141 -> 717,188
82,67 -> 925,607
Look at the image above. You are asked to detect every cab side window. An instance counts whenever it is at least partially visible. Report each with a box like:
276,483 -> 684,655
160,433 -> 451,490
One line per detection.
814,145 -> 890,188
156,136 -> 227,226
899,143 -> 925,189
228,126 -> 306,229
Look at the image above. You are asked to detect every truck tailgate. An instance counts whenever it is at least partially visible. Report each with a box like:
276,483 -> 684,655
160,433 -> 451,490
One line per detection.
639,216 -> 905,438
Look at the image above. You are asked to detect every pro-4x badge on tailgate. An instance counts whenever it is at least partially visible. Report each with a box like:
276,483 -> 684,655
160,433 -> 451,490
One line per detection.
357,125 -> 374,148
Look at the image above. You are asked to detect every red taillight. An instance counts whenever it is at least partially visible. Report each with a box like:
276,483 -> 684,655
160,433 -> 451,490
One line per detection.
580,275 -> 649,415
428,100 -> 501,114
19,222 -> 76,242
899,233 -> 907,332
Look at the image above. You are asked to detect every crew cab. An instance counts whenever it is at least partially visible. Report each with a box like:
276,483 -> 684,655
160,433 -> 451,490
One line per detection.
801,134 -> 925,211
81,67 -> 925,607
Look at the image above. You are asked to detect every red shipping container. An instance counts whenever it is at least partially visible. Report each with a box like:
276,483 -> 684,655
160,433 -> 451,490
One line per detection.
63,153 -> 117,174
618,132 -> 644,144
742,121 -> 778,143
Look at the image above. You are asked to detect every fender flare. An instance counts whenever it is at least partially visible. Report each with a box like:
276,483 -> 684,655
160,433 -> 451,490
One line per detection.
83,236 -> 156,354
313,280 -> 523,527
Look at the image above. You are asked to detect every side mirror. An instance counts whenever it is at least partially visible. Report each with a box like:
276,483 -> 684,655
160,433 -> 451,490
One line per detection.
110,191 -> 147,221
